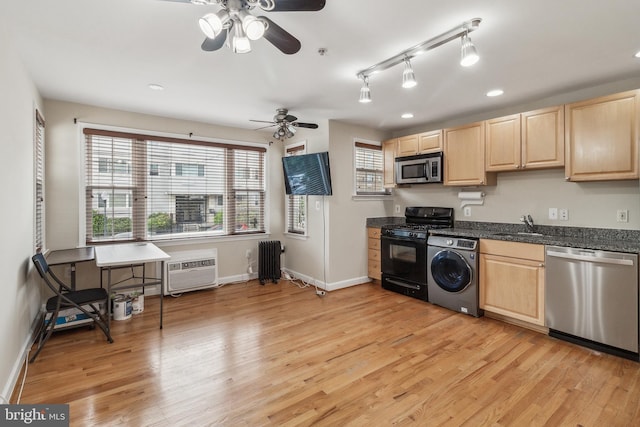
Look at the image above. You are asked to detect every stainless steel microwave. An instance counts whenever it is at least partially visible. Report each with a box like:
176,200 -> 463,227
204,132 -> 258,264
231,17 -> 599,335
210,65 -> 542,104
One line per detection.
395,152 -> 443,184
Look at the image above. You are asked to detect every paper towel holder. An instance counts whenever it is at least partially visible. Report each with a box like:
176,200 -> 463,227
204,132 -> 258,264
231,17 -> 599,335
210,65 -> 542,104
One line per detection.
458,191 -> 485,208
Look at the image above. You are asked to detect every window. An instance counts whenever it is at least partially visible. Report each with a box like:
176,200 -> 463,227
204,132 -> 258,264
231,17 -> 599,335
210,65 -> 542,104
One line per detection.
354,141 -> 389,195
34,110 -> 45,252
83,128 -> 266,243
285,144 -> 306,235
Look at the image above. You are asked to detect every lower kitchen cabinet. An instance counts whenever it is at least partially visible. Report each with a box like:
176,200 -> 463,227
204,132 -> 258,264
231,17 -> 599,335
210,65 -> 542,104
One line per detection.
367,227 -> 381,281
479,239 -> 545,327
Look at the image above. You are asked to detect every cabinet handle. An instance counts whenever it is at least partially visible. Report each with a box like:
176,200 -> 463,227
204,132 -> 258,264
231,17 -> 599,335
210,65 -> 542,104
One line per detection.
565,177 -> 570,181
539,263 -> 544,267
521,164 -> 526,169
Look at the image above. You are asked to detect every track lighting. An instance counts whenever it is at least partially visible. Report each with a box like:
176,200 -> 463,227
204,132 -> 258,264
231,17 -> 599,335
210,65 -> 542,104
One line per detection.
356,18 -> 481,102
402,58 -> 417,88
359,76 -> 372,103
460,32 -> 479,67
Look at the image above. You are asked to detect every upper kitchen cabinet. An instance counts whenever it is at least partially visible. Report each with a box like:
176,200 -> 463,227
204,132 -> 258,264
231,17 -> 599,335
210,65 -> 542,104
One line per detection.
565,89 -> 639,181
485,106 -> 564,172
383,138 -> 397,188
444,121 -> 496,186
485,114 -> 521,171
396,130 -> 443,156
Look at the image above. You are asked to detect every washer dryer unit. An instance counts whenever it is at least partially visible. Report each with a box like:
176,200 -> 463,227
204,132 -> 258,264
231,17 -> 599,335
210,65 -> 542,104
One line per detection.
427,235 -> 483,317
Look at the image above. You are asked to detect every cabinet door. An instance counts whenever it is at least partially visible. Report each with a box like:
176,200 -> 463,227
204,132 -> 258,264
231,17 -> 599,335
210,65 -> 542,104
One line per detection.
367,227 -> 381,280
485,114 -> 521,171
397,135 -> 419,156
479,253 -> 545,326
565,89 -> 639,181
382,139 -> 397,188
418,130 -> 443,153
444,121 -> 495,186
521,106 -> 564,169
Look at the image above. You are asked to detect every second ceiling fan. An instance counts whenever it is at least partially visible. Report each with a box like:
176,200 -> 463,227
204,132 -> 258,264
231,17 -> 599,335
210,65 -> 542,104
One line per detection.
167,0 -> 326,54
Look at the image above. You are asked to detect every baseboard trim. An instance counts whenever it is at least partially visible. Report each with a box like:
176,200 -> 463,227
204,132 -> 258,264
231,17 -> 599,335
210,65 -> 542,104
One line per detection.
3,312 -> 41,404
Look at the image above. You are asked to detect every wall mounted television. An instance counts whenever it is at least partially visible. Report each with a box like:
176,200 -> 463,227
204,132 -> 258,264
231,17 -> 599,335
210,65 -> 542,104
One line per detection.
282,151 -> 333,196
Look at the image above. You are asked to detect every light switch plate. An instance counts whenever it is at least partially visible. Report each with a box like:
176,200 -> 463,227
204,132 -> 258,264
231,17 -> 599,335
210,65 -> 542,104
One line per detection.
548,208 -> 558,220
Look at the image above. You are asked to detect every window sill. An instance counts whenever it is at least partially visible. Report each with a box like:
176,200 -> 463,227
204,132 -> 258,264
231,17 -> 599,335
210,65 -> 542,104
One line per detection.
352,194 -> 394,201
284,232 -> 308,240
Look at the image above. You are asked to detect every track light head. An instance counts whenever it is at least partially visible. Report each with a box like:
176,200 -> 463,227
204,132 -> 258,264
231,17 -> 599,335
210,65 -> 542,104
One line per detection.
402,58 -> 417,88
359,76 -> 372,103
460,33 -> 479,67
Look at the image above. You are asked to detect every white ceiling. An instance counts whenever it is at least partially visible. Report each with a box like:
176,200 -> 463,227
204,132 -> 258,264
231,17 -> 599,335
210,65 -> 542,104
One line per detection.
2,0 -> 640,134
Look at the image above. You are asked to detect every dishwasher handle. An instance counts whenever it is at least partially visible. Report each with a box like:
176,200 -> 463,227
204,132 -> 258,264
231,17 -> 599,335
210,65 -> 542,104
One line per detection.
546,249 -> 635,266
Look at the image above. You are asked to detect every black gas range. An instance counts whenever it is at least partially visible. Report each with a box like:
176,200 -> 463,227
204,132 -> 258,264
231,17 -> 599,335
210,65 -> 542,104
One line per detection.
380,207 -> 454,301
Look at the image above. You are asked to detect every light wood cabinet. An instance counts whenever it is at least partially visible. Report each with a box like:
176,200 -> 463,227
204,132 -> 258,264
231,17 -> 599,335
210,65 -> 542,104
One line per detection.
382,138 -> 397,188
444,121 -> 496,186
397,134 -> 419,156
565,89 -> 639,181
521,106 -> 565,169
396,130 -> 443,156
485,114 -> 521,171
486,107 -> 564,172
367,227 -> 382,281
479,240 -> 545,327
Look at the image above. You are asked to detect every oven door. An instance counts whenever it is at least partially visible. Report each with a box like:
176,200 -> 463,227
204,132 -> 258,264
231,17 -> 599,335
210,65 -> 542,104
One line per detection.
381,235 -> 427,285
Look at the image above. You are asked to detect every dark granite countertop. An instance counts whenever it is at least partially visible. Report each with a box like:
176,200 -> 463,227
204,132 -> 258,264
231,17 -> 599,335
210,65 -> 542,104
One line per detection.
366,217 -> 640,253
433,221 -> 640,254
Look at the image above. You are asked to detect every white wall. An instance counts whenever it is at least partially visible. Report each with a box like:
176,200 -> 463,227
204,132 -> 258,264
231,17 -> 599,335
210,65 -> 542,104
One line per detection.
0,26 -> 44,401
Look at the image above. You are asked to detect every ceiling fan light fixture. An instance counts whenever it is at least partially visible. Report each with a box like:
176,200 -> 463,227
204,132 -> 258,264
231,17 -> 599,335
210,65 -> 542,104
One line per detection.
402,58 -> 417,88
238,11 -> 266,41
230,22 -> 251,54
199,10 -> 229,39
359,77 -> 372,103
460,33 -> 479,67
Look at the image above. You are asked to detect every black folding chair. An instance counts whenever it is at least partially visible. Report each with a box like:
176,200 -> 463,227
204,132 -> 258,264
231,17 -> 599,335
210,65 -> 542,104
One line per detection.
30,253 -> 113,362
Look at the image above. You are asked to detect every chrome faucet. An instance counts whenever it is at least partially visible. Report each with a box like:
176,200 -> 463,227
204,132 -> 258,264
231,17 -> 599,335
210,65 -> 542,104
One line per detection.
520,214 -> 535,232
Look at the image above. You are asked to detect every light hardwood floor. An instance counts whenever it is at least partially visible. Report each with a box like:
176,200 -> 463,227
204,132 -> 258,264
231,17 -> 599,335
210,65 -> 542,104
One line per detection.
13,280 -> 640,426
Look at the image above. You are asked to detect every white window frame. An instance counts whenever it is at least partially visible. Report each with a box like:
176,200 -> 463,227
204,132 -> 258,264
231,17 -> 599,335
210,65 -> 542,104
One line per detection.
284,141 -> 307,237
34,109 -> 45,253
353,138 -> 391,198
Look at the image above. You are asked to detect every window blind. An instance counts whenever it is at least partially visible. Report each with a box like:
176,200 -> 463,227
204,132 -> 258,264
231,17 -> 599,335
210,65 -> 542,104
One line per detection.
355,142 -> 388,195
286,144 -> 306,234
34,110 -> 45,252
84,128 -> 266,243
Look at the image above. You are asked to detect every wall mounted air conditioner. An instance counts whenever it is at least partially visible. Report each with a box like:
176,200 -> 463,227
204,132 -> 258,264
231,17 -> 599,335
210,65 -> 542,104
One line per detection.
164,249 -> 218,295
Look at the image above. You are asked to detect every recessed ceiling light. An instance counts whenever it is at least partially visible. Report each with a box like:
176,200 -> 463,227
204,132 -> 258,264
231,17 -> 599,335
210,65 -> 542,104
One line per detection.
148,83 -> 164,91
401,113 -> 414,119
634,50 -> 640,58
486,89 -> 504,97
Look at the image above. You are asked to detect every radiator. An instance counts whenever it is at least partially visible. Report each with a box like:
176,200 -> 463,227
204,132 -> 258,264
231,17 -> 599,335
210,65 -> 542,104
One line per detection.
259,240 -> 281,284
164,249 -> 218,295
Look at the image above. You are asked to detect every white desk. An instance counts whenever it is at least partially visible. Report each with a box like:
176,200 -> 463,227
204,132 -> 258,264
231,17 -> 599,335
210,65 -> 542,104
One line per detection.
94,243 -> 170,331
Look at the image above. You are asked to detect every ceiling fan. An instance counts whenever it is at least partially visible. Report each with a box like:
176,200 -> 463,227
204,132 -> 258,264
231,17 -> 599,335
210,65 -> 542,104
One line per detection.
165,0 -> 326,54
251,108 -> 318,140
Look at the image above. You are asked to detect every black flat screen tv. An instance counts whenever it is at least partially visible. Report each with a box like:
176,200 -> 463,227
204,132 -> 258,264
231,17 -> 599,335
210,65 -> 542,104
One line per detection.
282,151 -> 332,196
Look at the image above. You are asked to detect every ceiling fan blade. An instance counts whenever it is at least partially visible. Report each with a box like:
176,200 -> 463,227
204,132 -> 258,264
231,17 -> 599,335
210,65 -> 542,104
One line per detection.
253,124 -> 278,130
201,31 -> 227,52
294,122 -> 318,129
268,0 -> 326,11
261,17 -> 301,54
250,119 -> 275,124
284,114 -> 297,122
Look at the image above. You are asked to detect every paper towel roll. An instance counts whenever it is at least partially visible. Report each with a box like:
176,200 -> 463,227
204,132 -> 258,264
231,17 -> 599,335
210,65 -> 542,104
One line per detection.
457,191 -> 484,200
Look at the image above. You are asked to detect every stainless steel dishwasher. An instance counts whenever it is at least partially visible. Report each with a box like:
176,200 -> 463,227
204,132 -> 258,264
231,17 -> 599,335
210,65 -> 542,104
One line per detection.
545,246 -> 639,359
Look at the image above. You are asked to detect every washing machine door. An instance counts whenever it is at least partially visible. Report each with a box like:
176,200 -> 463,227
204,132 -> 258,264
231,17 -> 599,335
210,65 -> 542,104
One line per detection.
430,250 -> 472,293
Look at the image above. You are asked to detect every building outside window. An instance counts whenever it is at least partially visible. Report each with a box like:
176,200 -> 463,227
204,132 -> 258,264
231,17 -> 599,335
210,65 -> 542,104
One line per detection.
83,128 -> 265,242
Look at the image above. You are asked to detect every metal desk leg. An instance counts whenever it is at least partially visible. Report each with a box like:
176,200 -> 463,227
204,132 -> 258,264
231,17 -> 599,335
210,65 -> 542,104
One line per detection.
107,267 -> 112,332
160,260 -> 164,329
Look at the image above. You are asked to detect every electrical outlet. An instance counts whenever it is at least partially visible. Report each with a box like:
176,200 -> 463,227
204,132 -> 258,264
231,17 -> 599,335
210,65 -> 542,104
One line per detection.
463,206 -> 471,217
617,209 -> 629,223
559,208 -> 569,221
548,208 -> 558,220
395,204 -> 401,214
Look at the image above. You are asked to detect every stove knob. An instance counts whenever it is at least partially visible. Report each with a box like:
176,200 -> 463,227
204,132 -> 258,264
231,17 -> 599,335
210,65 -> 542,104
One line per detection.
446,239 -> 454,246
409,232 -> 415,238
